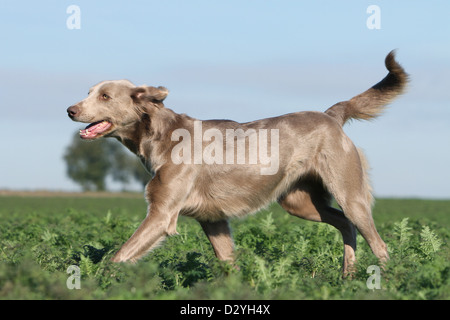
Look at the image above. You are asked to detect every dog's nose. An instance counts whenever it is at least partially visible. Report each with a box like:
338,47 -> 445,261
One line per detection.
67,105 -> 79,118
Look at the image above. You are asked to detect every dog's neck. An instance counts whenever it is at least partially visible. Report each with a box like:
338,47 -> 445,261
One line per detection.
112,118 -> 148,156
112,107 -> 191,172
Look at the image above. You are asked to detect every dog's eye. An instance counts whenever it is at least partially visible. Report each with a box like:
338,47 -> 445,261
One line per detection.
102,94 -> 110,100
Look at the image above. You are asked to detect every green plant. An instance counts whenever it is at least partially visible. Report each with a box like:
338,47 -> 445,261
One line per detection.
0,196 -> 449,299
419,226 -> 443,260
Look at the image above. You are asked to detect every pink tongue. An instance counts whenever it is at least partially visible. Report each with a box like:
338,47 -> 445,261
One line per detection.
80,121 -> 112,138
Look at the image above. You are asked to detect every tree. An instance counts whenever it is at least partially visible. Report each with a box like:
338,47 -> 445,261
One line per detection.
131,157 -> 151,189
104,139 -> 150,190
63,132 -> 150,191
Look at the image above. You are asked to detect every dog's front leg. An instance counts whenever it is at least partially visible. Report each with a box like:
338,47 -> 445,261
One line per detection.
111,172 -> 181,263
199,219 -> 234,261
111,206 -> 177,263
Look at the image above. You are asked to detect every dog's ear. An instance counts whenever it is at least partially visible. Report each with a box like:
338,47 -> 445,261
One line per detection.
131,86 -> 169,106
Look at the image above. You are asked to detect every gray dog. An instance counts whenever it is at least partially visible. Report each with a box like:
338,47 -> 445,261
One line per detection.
67,51 -> 407,276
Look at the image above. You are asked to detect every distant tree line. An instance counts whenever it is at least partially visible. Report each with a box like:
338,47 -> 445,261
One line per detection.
64,132 -> 150,191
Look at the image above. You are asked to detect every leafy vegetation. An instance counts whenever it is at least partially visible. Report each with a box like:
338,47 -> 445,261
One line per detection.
64,133 -> 149,191
0,195 -> 449,299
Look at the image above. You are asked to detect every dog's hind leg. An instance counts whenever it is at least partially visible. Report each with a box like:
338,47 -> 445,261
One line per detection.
278,179 -> 357,276
336,196 -> 389,265
317,145 -> 389,266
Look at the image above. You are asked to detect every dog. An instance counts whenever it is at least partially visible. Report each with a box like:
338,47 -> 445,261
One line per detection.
67,51 -> 407,276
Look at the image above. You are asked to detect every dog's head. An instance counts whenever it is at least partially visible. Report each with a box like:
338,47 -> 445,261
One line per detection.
67,80 -> 169,140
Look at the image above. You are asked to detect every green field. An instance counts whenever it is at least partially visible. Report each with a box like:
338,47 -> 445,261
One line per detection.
0,194 -> 449,300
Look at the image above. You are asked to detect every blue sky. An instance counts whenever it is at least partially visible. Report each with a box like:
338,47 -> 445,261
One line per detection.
1,1 -> 449,198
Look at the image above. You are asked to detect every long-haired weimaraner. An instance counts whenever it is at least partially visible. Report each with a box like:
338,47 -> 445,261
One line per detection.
67,51 -> 407,276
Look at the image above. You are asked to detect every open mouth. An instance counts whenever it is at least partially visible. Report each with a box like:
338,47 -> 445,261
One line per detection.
79,120 -> 113,140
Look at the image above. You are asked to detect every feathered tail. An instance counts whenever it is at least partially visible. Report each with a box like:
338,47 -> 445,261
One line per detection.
325,50 -> 409,126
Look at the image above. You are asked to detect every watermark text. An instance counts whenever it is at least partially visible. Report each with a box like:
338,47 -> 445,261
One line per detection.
171,121 -> 279,175
66,5 -> 81,30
